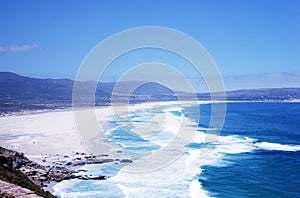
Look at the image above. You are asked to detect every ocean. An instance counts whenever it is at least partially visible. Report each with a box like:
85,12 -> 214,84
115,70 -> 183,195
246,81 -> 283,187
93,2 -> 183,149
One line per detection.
53,102 -> 300,197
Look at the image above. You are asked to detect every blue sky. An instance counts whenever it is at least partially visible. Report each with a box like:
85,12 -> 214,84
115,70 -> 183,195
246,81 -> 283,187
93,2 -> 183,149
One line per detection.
0,0 -> 300,90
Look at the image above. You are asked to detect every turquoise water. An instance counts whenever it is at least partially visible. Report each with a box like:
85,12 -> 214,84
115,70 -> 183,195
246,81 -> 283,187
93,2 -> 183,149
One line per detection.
53,102 -> 300,197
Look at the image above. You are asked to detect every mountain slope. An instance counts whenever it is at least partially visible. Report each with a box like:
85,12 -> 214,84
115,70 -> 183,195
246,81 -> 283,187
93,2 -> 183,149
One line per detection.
0,72 -> 300,107
0,72 -> 175,101
0,72 -> 73,100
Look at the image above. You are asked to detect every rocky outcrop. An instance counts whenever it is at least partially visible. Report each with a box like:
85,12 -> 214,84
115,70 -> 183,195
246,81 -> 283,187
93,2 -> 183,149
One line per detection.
0,146 -> 133,196
0,147 -> 56,197
0,179 -> 42,198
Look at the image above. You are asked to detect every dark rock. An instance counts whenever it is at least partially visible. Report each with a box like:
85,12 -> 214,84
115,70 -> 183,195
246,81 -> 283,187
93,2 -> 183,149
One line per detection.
76,169 -> 87,172
27,170 -> 37,176
0,146 -> 114,193
120,159 -> 133,163
89,175 -> 106,180
0,146 -> 56,197
76,175 -> 88,180
76,175 -> 107,180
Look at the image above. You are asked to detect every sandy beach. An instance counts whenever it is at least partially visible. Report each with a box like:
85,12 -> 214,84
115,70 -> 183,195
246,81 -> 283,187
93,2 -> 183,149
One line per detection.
0,101 -> 184,163
0,100 -> 207,195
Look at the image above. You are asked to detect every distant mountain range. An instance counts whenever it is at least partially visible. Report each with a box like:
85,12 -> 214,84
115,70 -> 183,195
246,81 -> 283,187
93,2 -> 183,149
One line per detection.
0,72 -> 299,113
0,72 -> 175,101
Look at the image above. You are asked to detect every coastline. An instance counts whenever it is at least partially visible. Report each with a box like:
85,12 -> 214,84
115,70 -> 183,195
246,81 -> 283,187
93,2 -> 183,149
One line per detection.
1,100 -> 300,196
0,101 -> 188,194
2,99 -> 299,117
1,100 -> 298,162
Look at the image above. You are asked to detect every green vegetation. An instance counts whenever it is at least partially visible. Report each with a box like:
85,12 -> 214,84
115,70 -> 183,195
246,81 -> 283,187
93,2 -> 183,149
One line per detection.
0,146 -> 56,198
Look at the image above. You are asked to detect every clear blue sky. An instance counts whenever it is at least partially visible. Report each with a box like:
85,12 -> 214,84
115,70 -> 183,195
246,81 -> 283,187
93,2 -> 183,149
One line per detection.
0,0 -> 300,90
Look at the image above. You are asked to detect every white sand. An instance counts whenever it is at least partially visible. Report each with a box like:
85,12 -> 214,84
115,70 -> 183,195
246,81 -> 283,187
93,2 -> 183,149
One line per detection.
0,107 -> 113,157
0,101 -> 185,162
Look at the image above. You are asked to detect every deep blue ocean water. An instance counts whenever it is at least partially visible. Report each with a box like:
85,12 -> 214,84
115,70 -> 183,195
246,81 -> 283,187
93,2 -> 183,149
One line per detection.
53,102 -> 300,197
191,102 -> 300,197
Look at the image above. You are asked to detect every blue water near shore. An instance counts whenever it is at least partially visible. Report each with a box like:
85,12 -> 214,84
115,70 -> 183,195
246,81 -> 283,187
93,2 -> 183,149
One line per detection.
53,102 -> 300,197
190,102 -> 300,197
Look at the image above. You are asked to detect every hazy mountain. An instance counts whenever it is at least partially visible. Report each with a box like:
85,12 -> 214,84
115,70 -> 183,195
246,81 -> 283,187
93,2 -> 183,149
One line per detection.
0,72 -> 73,100
0,72 -> 175,102
226,88 -> 300,101
0,72 -> 299,113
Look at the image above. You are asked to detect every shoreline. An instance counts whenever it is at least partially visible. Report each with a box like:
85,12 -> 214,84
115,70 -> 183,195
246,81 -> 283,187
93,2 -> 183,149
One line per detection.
0,145 -> 133,196
0,100 -> 187,193
1,99 -> 300,117
1,99 -> 298,159
1,100 -> 300,196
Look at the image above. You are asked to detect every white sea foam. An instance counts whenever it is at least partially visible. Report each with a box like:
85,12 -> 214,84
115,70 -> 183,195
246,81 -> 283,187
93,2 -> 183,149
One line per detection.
53,109 -> 300,198
108,105 -> 215,197
110,153 -> 192,197
254,141 -> 300,152
48,102 -> 300,197
129,107 -> 183,147
189,180 -> 210,198
186,130 -> 300,197
214,135 -> 300,154
195,133 -> 300,156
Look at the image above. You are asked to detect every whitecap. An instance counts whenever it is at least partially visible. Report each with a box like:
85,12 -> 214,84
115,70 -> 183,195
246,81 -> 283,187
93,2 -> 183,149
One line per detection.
254,141 -> 300,152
